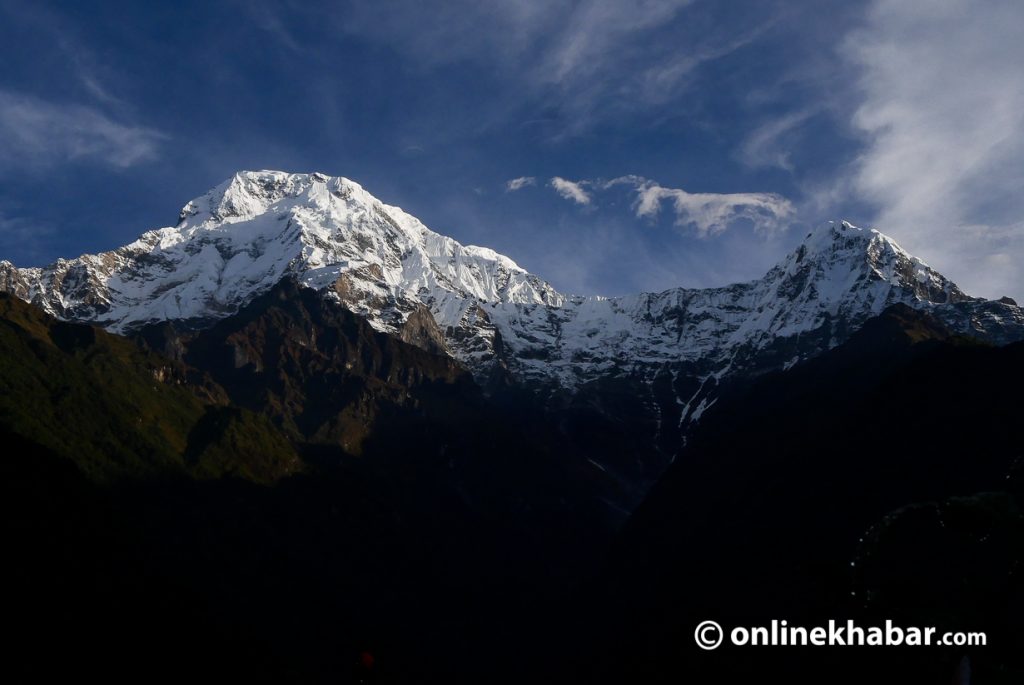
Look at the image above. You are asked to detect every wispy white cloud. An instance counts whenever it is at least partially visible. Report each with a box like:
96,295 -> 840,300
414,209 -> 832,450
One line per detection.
332,0 -> 761,138
737,107 -> 820,172
613,176 -> 794,236
506,176 -> 536,192
841,0 -> 1024,298
628,20 -> 776,109
542,174 -> 793,235
0,90 -> 166,171
539,0 -> 693,87
0,2 -> 134,111
531,0 -> 764,137
334,1 -> 560,68
549,177 -> 592,205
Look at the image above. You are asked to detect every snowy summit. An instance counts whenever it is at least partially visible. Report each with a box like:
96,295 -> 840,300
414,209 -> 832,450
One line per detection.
1,171 -> 1022,391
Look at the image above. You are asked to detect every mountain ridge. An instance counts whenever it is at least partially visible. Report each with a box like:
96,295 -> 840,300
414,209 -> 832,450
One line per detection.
2,170 -> 1022,397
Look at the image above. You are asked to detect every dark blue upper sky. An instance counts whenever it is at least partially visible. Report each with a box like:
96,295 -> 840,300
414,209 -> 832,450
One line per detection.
1,0 -> 1021,299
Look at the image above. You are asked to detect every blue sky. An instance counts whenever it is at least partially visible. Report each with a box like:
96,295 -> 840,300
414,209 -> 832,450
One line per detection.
1,0 -> 1021,299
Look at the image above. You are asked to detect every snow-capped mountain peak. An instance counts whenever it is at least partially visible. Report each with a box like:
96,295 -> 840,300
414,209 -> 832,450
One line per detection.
0,172 -> 1021,392
763,219 -> 965,316
0,171 -> 562,341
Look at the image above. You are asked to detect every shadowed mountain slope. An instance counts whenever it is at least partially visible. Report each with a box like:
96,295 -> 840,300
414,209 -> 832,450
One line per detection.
0,292 -> 298,483
594,304 -> 1024,684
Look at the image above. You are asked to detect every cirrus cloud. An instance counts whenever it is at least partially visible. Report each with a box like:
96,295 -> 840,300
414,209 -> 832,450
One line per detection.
841,0 -> 1024,298
0,89 -> 166,172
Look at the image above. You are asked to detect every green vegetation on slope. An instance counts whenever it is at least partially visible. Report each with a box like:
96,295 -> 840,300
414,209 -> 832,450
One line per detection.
0,293 -> 299,483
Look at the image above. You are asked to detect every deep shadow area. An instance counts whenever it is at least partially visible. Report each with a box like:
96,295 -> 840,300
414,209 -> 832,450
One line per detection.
592,305 -> 1024,684
1,288 -> 616,683
3,426 -> 615,684
3,294 -> 1023,684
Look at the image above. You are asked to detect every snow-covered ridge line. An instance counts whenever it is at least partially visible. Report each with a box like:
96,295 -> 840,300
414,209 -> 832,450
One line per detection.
1,170 -> 1022,389
0,170 -> 561,328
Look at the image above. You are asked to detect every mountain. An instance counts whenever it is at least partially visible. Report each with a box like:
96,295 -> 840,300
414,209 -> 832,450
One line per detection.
0,171 -> 561,362
5,297 -> 1020,684
589,305 -> 1024,684
0,277 -> 625,519
0,276 -> 621,685
133,275 -> 635,520
2,171 -> 1021,399
3,173 -> 1024,683
4,170 -> 1021,491
161,276 -> 473,453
